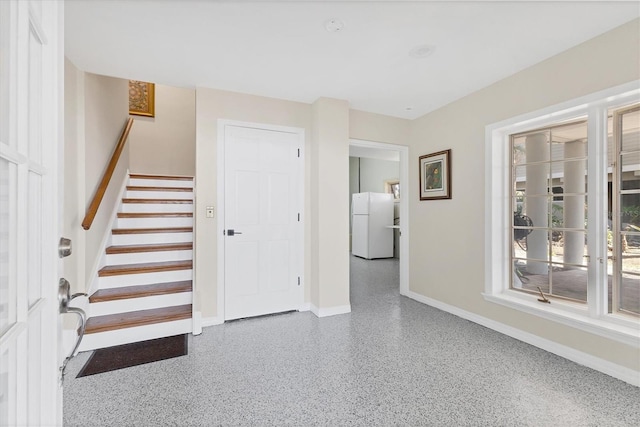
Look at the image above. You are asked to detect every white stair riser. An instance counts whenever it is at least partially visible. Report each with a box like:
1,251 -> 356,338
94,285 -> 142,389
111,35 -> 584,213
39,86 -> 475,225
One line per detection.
89,292 -> 193,317
126,190 -> 193,199
129,178 -> 193,188
121,203 -> 193,213
106,249 -> 192,265
117,217 -> 193,228
78,318 -> 192,352
111,232 -> 193,246
99,269 -> 192,289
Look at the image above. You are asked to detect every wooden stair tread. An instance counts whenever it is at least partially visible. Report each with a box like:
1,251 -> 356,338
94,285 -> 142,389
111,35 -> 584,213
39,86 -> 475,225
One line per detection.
130,174 -> 193,181
127,186 -> 193,192
85,304 -> 192,334
89,281 -> 193,303
106,242 -> 192,254
99,260 -> 193,277
112,227 -> 193,235
122,198 -> 193,204
117,212 -> 193,218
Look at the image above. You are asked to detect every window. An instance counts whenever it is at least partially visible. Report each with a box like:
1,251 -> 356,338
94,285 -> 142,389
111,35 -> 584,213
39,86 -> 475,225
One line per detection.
485,83 -> 640,345
385,180 -> 400,200
511,120 -> 589,304
611,105 -> 640,316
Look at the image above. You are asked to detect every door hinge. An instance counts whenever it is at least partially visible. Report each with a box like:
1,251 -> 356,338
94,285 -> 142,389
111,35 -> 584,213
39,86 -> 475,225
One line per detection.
297,148 -> 300,158
297,277 -> 301,286
297,213 -> 300,222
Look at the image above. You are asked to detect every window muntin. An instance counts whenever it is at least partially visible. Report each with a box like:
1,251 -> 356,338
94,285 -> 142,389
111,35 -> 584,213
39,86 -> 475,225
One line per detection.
611,106 -> 640,316
511,120 -> 589,304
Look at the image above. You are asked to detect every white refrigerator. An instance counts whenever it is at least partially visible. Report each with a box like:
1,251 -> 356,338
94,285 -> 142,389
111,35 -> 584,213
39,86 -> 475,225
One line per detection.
351,192 -> 394,259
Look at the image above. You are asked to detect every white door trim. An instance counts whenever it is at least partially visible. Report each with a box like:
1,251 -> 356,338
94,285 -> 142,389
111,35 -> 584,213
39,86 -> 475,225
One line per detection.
349,139 -> 410,296
217,119 -> 305,321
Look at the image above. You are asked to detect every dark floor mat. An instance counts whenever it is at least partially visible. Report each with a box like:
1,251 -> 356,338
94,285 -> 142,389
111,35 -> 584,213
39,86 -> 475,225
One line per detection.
77,334 -> 188,377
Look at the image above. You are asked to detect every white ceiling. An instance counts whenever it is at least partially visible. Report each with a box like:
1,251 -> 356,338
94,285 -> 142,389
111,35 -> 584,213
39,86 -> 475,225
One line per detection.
65,1 -> 640,120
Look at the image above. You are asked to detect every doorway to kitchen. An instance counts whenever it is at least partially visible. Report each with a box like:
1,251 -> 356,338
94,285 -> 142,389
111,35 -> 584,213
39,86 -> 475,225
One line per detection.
349,139 -> 409,297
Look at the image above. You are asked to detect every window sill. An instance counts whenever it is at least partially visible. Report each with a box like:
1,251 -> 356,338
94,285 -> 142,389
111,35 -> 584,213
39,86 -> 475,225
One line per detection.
483,290 -> 640,347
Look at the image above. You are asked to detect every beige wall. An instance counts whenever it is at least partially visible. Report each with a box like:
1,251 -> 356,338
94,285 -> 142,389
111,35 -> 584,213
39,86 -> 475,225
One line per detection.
407,19 -> 640,371
195,88 -> 313,318
83,73 -> 129,285
310,98 -> 350,310
358,158 -> 399,194
63,62 -> 129,290
129,84 -> 196,176
350,109 -> 410,146
349,157 -> 360,198
63,58 -> 84,294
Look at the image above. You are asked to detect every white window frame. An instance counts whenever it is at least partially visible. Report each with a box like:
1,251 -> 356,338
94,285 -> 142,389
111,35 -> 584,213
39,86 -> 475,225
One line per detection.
484,81 -> 640,347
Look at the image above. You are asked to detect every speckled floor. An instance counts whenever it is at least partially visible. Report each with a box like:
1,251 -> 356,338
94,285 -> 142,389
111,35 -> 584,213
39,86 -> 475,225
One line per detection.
63,255 -> 640,426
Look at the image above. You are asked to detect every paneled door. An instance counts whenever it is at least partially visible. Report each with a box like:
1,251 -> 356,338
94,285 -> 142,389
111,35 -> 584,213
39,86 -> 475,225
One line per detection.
223,124 -> 303,320
0,1 -> 63,425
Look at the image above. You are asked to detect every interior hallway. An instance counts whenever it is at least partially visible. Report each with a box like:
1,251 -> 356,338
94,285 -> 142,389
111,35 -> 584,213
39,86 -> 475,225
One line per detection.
63,256 -> 640,426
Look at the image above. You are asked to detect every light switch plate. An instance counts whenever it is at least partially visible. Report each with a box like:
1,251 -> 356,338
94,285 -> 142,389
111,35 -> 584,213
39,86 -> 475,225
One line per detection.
206,206 -> 214,218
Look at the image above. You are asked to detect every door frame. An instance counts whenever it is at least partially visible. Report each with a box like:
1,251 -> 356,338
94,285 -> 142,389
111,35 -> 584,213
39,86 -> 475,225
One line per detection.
216,119 -> 305,321
349,139 -> 410,296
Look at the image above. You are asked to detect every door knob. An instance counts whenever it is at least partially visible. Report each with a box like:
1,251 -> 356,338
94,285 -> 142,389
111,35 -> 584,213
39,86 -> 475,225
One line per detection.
226,229 -> 243,236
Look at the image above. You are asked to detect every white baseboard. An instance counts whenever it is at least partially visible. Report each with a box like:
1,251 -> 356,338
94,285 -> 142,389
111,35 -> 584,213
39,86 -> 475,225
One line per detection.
201,316 -> 224,327
405,290 -> 640,387
310,304 -> 351,318
200,305 -> 313,328
192,311 -> 202,335
298,303 -> 311,312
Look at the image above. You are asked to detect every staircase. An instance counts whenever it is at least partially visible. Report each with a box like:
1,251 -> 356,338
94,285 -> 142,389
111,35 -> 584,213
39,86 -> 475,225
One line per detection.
78,174 -> 194,352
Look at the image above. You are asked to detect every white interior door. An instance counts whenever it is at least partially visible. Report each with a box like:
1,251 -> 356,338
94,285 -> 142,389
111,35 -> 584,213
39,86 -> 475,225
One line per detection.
224,125 -> 302,320
0,1 -> 62,425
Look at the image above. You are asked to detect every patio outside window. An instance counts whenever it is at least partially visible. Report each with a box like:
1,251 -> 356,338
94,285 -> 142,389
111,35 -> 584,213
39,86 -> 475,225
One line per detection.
510,105 -> 639,317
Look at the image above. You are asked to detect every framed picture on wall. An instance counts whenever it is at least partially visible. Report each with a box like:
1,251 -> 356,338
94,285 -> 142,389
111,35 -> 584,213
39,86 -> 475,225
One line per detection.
129,80 -> 155,117
419,149 -> 451,200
